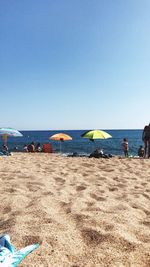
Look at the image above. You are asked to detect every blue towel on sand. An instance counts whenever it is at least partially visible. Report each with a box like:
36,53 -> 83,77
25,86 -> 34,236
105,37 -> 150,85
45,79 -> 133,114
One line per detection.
0,234 -> 40,266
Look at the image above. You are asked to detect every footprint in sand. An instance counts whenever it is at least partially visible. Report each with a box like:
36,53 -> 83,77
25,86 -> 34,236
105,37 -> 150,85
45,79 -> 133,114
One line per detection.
54,177 -> 65,185
98,177 -> 106,181
81,227 -> 136,252
141,220 -> 150,227
76,185 -> 87,191
42,217 -> 53,224
3,206 -> 12,214
117,183 -> 127,188
99,190 -> 105,193
115,193 -> 127,200
81,228 -> 111,246
59,201 -> 72,214
108,187 -> 118,192
90,193 -> 106,202
26,182 -> 43,192
115,236 -> 136,252
135,232 -> 150,243
103,223 -> 114,231
131,203 -> 150,216
81,163 -> 95,168
113,204 -> 127,211
141,182 -> 148,186
42,191 -> 53,196
86,207 -> 102,212
134,186 -> 140,189
11,210 -> 22,216
85,201 -> 95,207
113,177 -> 120,181
5,188 -> 17,193
0,218 -> 15,231
72,214 -> 90,228
142,193 -> 150,200
82,172 -> 89,177
45,236 -> 58,249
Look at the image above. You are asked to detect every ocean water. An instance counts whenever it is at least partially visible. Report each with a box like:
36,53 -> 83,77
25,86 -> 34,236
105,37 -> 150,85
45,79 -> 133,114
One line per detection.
0,129 -> 143,156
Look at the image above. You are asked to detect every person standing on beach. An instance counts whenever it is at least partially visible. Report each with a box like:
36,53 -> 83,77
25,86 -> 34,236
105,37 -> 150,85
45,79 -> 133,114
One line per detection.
122,138 -> 129,157
142,123 -> 150,158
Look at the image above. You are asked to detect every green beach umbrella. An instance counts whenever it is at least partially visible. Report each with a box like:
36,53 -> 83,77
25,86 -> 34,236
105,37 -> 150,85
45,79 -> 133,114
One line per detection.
81,129 -> 112,140
81,130 -> 112,153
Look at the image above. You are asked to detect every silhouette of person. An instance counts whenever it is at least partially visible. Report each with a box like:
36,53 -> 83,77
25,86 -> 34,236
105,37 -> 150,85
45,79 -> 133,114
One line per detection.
142,123 -> 150,158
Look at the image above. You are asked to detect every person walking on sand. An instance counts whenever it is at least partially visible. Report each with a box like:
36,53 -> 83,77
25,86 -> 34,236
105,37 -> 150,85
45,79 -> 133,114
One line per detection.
142,123 -> 150,158
122,138 -> 129,157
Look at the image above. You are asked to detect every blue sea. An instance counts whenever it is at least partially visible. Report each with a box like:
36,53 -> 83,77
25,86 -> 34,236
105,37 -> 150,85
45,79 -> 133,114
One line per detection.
0,129 -> 143,156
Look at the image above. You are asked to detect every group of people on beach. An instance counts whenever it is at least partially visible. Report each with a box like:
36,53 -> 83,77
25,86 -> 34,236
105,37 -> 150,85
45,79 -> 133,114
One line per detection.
23,142 -> 41,153
122,123 -> 150,158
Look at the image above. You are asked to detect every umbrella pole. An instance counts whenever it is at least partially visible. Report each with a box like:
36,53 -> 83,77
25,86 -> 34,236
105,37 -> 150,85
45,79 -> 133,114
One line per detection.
2,134 -> 7,146
89,139 -> 95,152
60,141 -> 62,153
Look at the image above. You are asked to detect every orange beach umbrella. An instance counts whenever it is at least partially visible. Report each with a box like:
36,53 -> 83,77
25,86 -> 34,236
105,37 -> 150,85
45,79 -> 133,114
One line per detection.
49,133 -> 72,152
49,133 -> 72,141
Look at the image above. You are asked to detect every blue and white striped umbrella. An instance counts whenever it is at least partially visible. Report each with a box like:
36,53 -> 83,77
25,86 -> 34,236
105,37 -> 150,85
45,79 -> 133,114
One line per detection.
0,128 -> 23,137
0,128 -> 23,145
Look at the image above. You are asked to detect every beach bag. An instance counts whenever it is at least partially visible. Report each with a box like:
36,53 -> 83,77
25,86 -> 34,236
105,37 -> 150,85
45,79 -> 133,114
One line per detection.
43,143 -> 53,153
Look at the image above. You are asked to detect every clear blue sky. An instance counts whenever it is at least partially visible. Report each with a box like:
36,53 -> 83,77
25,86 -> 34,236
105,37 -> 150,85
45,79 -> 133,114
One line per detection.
0,0 -> 150,130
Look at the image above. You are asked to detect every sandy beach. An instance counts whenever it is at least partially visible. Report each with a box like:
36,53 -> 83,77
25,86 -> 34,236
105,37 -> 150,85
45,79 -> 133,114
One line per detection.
0,153 -> 150,267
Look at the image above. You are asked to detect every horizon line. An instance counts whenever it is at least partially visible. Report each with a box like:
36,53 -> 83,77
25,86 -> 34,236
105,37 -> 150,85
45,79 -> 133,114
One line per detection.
18,128 -> 143,131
